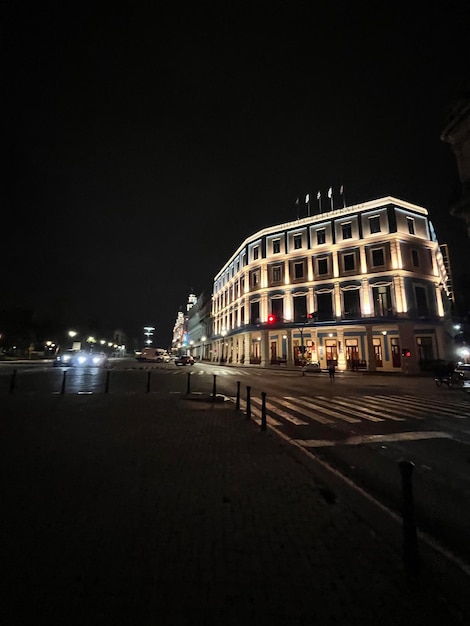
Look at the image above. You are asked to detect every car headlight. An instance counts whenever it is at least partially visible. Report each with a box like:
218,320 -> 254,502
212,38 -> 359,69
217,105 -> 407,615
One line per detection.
77,355 -> 87,364
63,355 -> 71,362
92,356 -> 101,364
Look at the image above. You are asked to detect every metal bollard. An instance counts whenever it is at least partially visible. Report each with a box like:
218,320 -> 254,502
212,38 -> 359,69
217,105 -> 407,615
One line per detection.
212,374 -> 217,398
60,370 -> 67,395
246,385 -> 251,420
9,369 -> 17,394
186,372 -> 191,394
261,391 -> 267,431
399,460 -> 420,574
105,370 -> 110,394
146,371 -> 151,393
235,381 -> 241,410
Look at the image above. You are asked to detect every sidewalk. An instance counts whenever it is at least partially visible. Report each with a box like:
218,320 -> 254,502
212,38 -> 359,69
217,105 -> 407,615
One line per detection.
1,393 -> 468,625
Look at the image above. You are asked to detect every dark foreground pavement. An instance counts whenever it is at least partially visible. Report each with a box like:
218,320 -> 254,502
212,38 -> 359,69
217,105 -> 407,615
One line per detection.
1,393 -> 469,625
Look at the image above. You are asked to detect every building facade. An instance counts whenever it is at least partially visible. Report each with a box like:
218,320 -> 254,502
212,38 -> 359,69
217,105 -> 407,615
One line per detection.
210,196 -> 453,374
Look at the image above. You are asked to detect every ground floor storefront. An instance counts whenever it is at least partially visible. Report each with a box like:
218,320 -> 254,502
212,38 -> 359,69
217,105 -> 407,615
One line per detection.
209,320 -> 450,375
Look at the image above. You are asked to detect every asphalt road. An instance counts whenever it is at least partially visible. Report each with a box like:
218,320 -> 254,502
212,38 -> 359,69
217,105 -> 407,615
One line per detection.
2,357 -> 470,572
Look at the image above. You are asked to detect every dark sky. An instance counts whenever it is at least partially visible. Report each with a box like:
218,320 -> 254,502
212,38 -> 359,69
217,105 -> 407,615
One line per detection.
3,1 -> 469,347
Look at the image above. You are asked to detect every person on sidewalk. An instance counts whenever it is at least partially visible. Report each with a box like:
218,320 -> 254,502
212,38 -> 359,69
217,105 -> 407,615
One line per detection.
328,362 -> 335,381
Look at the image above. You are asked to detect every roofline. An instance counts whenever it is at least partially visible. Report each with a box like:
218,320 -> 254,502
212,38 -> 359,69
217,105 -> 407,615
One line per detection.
214,196 -> 428,281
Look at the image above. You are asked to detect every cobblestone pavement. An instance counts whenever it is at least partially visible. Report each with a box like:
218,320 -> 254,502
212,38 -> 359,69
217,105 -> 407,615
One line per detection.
1,394 -> 469,625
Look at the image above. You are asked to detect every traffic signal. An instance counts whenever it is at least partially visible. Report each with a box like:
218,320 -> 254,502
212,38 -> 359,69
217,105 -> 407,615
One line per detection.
267,314 -> 276,324
401,349 -> 411,358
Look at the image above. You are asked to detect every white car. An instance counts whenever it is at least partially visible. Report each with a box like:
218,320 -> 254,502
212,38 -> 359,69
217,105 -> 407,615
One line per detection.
455,364 -> 470,380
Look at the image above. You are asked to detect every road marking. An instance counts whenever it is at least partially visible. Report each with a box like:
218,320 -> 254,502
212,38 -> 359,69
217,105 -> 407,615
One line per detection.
296,430 -> 454,448
314,396 -> 385,422
288,397 -> 360,423
238,400 -> 282,426
251,397 -> 309,425
281,397 -> 338,424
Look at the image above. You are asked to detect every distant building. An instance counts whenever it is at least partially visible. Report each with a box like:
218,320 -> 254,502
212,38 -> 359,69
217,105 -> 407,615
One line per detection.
211,196 -> 453,374
441,92 -> 470,238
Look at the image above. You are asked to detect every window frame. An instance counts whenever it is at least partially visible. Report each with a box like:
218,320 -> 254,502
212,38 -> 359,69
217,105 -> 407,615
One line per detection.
369,215 -> 381,234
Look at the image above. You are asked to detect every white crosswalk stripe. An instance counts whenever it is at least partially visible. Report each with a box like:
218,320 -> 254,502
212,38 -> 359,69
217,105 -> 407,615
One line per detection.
232,393 -> 469,428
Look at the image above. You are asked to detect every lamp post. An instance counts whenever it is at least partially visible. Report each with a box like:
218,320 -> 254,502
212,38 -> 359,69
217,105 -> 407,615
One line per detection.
144,326 -> 155,346
201,336 -> 206,362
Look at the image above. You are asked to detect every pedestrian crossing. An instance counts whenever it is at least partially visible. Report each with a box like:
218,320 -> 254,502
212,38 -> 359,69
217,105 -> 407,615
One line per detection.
232,393 -> 470,429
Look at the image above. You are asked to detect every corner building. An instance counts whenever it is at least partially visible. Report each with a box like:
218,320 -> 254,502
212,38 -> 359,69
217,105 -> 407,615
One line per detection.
211,196 -> 452,375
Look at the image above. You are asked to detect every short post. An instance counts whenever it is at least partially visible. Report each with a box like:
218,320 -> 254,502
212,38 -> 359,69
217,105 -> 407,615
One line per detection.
9,369 -> 17,394
399,460 -> 420,574
146,371 -> 151,393
212,374 -> 217,398
235,381 -> 241,410
261,392 -> 267,431
105,370 -> 110,394
186,372 -> 191,394
60,370 -> 67,395
246,385 -> 251,420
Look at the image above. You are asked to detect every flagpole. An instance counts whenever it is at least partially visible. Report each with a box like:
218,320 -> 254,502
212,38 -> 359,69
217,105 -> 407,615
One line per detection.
328,187 -> 334,211
317,191 -> 322,214
305,194 -> 310,217
295,197 -> 299,220
340,185 -> 346,208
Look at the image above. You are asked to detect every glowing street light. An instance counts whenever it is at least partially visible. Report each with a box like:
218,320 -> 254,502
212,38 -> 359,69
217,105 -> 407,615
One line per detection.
144,326 -> 155,346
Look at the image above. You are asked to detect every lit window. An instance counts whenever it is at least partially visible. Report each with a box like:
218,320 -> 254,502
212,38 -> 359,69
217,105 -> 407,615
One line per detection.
273,239 -> 281,254
369,216 -> 381,234
294,234 -> 302,249
342,223 -> 352,240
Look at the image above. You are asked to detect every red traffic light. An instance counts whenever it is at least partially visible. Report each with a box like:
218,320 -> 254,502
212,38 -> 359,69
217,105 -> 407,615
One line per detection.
267,314 -> 276,324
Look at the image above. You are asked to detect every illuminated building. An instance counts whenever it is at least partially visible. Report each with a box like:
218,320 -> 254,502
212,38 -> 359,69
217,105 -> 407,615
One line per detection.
211,196 -> 453,374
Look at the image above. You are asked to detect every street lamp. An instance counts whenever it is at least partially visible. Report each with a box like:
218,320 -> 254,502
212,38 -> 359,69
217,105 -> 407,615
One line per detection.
201,336 -> 206,361
144,326 -> 155,346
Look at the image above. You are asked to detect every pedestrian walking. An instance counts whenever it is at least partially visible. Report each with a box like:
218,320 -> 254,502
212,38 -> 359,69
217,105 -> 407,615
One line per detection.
328,362 -> 335,381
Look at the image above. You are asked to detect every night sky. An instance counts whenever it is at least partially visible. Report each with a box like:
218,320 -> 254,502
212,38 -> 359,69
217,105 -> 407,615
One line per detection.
3,2 -> 469,347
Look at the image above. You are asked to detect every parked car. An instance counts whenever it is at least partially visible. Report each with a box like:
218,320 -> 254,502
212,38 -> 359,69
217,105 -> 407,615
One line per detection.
455,363 -> 470,380
53,350 -> 79,367
303,361 -> 322,372
174,355 -> 195,366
